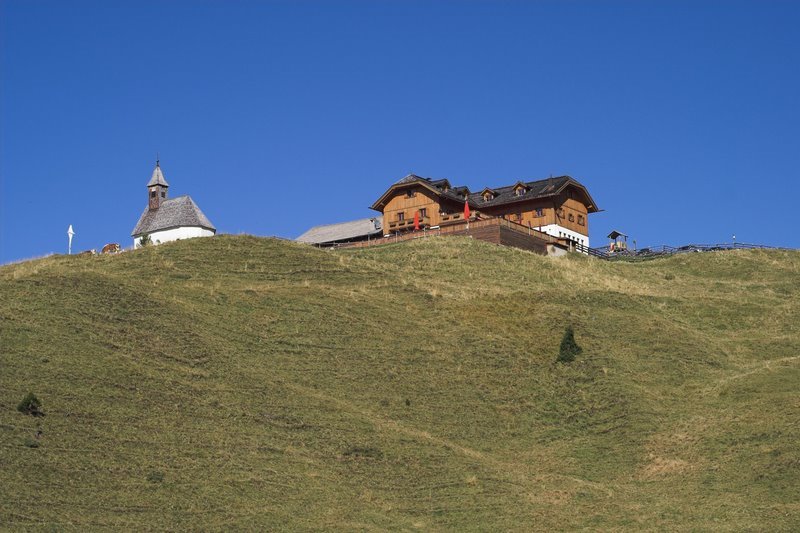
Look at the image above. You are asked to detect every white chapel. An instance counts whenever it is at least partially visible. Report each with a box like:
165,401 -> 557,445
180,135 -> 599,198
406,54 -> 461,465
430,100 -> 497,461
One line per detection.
131,160 -> 216,248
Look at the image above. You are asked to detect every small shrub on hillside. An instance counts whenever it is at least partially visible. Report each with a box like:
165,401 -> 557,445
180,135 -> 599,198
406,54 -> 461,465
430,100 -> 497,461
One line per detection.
17,393 -> 44,417
664,273 -> 675,281
23,437 -> 40,448
147,470 -> 165,483
557,326 -> 582,363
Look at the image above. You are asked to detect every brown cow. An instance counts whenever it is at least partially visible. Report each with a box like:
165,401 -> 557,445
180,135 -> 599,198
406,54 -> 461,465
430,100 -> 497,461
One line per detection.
101,243 -> 121,254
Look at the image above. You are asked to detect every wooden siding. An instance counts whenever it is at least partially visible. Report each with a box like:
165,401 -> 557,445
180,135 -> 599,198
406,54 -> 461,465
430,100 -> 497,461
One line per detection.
476,189 -> 589,237
382,187 -> 469,232
383,186 -> 442,232
378,182 -> 591,237
556,195 -> 589,235
499,226 -> 548,254
333,217 -> 557,256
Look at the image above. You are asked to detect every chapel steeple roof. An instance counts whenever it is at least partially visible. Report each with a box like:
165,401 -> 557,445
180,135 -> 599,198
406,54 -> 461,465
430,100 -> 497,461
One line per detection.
147,159 -> 169,187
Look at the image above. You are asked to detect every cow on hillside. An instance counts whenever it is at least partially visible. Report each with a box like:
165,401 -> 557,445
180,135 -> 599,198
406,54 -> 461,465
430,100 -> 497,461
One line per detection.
101,243 -> 121,254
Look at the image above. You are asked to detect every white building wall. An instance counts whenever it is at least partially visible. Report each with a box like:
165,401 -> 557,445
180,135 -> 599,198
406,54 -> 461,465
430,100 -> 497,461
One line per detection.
536,224 -> 590,249
134,226 -> 215,248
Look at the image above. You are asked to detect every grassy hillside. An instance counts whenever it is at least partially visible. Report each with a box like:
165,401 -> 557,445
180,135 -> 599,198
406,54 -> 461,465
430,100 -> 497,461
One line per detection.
2,235 -> 799,530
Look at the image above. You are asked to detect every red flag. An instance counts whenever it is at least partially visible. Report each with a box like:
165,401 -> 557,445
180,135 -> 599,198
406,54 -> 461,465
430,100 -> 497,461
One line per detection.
413,210 -> 420,230
463,200 -> 470,221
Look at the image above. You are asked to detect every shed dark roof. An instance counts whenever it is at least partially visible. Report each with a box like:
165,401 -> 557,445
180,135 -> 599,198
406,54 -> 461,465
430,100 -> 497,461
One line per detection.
131,195 -> 215,237
297,216 -> 383,244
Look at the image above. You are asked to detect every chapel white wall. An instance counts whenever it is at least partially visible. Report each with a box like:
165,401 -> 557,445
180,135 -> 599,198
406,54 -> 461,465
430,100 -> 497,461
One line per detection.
133,226 -> 215,248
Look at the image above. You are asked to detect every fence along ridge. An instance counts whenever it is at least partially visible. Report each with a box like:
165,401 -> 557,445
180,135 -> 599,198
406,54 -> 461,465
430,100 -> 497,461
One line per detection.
580,241 -> 791,260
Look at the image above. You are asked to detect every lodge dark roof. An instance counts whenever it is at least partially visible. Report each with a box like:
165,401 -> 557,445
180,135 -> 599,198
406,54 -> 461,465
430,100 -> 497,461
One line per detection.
372,174 -> 598,212
131,195 -> 216,237
394,174 -> 423,185
468,176 -> 572,207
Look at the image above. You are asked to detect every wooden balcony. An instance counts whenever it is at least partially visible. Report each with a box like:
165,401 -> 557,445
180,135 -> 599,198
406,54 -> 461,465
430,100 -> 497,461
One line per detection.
439,213 -> 462,223
387,216 -> 430,231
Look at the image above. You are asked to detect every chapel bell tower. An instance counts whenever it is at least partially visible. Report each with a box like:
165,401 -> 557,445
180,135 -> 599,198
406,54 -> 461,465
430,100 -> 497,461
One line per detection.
147,159 -> 169,210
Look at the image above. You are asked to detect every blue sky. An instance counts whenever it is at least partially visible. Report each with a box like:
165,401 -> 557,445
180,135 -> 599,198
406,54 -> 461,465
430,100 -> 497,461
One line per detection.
2,0 -> 799,262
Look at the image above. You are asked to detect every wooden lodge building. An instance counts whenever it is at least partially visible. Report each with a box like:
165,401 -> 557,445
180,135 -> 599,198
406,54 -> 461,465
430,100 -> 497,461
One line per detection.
371,174 -> 599,248
297,173 -> 599,255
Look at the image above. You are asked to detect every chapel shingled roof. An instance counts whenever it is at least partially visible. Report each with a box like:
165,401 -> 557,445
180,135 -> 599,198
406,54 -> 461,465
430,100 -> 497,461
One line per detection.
131,195 -> 216,237
146,162 -> 169,187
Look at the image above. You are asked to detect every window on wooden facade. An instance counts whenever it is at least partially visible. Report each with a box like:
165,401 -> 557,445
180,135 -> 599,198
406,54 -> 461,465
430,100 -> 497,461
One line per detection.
515,187 -> 525,196
534,208 -> 543,217
405,190 -> 415,198
397,212 -> 405,222
568,213 -> 575,222
419,208 -> 427,217
483,193 -> 493,201
516,213 -> 522,221
577,215 -> 585,226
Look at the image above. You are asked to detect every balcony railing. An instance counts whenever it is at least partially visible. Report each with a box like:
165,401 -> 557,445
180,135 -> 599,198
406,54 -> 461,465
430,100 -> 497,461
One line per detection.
439,213 -> 463,222
322,214 -> 569,251
387,216 -> 431,231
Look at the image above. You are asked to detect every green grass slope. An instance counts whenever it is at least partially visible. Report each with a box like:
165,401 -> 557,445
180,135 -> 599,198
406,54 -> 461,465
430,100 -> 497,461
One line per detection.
1,235 -> 799,530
